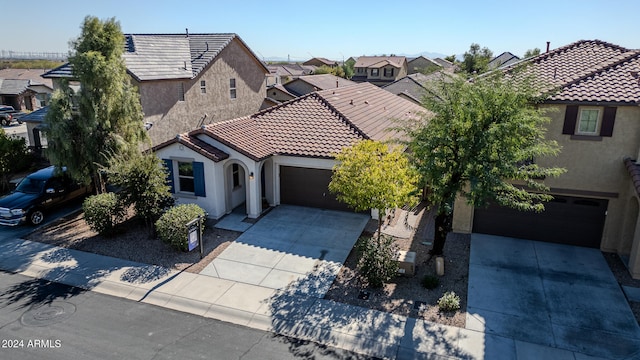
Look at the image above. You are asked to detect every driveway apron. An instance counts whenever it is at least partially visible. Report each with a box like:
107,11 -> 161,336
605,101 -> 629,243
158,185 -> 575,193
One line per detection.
466,234 -> 640,359
200,205 -> 369,298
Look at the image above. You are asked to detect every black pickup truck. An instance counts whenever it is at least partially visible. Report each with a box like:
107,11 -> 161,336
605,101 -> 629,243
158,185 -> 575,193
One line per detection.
0,105 -> 24,126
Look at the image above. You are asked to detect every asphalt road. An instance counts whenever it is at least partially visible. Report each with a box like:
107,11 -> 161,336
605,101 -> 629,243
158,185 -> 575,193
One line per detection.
0,271 -> 370,360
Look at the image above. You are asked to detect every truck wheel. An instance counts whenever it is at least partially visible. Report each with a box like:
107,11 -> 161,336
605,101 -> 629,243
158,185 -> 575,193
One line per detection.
1,119 -> 8,126
28,209 -> 45,225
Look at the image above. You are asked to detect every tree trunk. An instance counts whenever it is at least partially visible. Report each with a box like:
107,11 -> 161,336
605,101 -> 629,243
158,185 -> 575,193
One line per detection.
430,211 -> 453,256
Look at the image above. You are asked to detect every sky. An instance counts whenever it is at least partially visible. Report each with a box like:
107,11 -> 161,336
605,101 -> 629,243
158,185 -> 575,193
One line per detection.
3,0 -> 639,61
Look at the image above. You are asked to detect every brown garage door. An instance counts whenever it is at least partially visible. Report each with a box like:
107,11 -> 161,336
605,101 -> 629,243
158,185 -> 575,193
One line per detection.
473,195 -> 608,248
279,166 -> 352,212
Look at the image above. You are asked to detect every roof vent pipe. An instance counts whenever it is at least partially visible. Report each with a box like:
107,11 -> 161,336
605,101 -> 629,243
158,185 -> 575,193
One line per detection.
546,41 -> 550,53
336,80 -> 339,88
186,28 -> 189,37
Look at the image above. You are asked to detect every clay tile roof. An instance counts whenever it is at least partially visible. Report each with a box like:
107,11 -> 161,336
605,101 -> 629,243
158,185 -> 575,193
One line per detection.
152,133 -> 229,162
355,56 -> 406,69
624,158 -> 640,197
505,40 -> 640,104
192,82 -> 425,160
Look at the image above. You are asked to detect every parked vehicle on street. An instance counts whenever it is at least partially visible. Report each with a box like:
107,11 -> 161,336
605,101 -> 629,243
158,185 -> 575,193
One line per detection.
0,105 -> 24,126
0,166 -> 93,226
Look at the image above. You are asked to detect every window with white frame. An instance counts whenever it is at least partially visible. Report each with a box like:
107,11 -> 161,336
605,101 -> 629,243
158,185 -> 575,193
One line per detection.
383,68 -> 394,77
200,80 -> 206,94
371,68 -> 379,76
577,108 -> 600,135
178,161 -> 195,193
230,78 -> 237,99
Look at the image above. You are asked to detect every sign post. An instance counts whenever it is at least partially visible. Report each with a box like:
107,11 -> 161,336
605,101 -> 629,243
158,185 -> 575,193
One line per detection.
186,214 -> 206,259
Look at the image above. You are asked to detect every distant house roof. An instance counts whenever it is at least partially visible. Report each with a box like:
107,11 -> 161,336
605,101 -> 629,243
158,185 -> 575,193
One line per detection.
283,74 -> 357,95
43,33 -> 268,81
432,58 -> 454,69
155,82 -> 425,161
504,40 -> 640,104
488,52 -> 520,70
267,64 -> 316,77
407,56 -> 441,67
0,69 -> 54,88
382,72 -> 442,103
354,56 -> 406,69
268,83 -> 297,98
0,79 -> 33,95
303,57 -> 338,67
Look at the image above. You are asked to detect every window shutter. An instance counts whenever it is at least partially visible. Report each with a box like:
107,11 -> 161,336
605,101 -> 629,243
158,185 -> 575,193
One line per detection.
562,105 -> 578,135
193,161 -> 206,197
163,159 -> 175,193
600,107 -> 617,137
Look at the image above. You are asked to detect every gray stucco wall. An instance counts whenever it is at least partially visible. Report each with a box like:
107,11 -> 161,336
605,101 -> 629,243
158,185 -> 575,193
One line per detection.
140,39 -> 267,145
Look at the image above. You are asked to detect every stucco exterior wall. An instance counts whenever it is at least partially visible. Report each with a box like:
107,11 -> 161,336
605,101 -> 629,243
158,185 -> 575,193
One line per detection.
140,39 -> 267,146
452,104 -> 640,253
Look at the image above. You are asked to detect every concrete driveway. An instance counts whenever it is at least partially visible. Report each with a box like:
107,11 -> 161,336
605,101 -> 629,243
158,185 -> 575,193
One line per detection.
467,234 -> 640,359
200,205 -> 369,298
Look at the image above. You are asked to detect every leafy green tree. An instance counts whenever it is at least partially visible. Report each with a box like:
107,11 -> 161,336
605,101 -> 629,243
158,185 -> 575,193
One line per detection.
342,58 -> 355,79
314,65 -> 345,78
461,43 -> 493,75
404,73 -> 565,255
444,55 -> 457,64
524,48 -> 541,58
329,140 -> 420,240
0,129 -> 31,193
105,152 -> 174,230
44,16 -> 147,191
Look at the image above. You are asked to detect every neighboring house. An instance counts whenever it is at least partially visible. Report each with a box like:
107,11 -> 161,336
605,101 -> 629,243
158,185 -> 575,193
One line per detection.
0,69 -> 53,109
432,58 -> 455,70
382,72 -> 452,105
264,84 -> 297,106
303,57 -> 338,67
266,64 -> 316,86
351,56 -> 408,86
43,33 -> 269,147
451,40 -> 640,278
152,82 -> 425,220
282,74 -> 356,97
20,106 -> 49,150
487,51 -> 520,70
407,56 -> 442,74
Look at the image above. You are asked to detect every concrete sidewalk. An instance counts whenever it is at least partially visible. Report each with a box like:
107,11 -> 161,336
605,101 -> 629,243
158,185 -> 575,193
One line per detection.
0,236 -> 615,359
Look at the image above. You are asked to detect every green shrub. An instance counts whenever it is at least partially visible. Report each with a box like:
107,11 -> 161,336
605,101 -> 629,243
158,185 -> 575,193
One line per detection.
155,204 -> 206,251
357,234 -> 399,288
83,193 -> 125,235
421,275 -> 440,290
437,291 -> 461,312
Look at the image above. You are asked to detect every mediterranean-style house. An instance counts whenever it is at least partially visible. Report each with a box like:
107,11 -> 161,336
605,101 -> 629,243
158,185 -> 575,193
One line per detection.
382,72 -> 454,105
0,69 -> 53,110
42,32 -> 269,146
302,57 -> 338,68
351,56 -> 408,86
265,74 -> 356,107
407,56 -> 442,74
265,64 -> 316,86
451,40 -> 640,278
152,82 -> 425,220
487,51 -> 520,70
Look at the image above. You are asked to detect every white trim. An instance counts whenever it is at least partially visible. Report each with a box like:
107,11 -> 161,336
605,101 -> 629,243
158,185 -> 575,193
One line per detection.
576,107 -> 601,135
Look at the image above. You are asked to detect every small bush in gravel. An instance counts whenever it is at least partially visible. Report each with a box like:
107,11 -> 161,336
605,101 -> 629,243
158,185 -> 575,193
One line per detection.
155,204 -> 206,251
83,193 -> 125,236
437,291 -> 461,312
422,275 -> 440,290
357,234 -> 399,288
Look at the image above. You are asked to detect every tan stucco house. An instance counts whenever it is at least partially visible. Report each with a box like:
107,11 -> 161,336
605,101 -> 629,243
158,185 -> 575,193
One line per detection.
351,56 -> 408,86
42,33 -> 269,146
152,82 -> 424,220
452,40 -> 640,278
